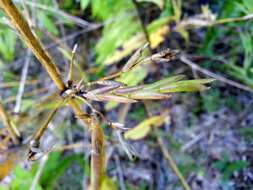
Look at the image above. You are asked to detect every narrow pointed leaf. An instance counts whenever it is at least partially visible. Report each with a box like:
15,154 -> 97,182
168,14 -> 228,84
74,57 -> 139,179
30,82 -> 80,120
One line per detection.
122,43 -> 148,72
124,114 -> 168,140
143,75 -> 185,90
114,85 -> 145,94
170,79 -> 215,85
160,84 -> 208,93
128,90 -> 172,100
159,79 -> 214,93
84,93 -> 137,103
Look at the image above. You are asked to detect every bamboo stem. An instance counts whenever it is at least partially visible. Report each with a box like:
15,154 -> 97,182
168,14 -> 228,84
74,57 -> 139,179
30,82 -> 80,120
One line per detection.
90,115 -> 105,190
0,0 -> 91,125
1,0 -> 64,90
33,99 -> 65,143
0,0 -> 104,187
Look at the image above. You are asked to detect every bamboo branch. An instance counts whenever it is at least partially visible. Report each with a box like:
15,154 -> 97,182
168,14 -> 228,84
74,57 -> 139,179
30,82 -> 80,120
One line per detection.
0,1 -> 104,188
90,115 -> 105,190
0,0 -> 91,125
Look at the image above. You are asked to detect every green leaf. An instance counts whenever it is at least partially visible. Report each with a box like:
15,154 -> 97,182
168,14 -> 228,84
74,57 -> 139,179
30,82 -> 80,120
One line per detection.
11,166 -> 43,190
81,0 -> 90,10
239,32 -> 253,70
0,28 -> 17,61
96,13 -> 141,64
40,153 -> 82,189
39,12 -> 59,35
159,79 -> 215,93
143,75 -> 185,90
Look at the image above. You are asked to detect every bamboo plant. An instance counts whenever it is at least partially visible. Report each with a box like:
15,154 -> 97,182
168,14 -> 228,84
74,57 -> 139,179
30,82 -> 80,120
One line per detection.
0,1 -> 214,189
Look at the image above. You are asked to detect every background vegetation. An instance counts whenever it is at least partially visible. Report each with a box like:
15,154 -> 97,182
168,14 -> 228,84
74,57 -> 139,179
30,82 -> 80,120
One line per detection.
0,0 -> 253,189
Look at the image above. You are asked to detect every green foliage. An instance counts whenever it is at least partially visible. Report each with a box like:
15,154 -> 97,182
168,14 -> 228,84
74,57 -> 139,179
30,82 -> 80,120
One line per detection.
80,0 -> 90,11
202,90 -> 221,112
38,12 -> 59,35
0,27 -> 17,61
0,165 -> 43,190
239,126 -> 253,141
129,105 -> 146,121
201,0 -> 253,88
40,153 -> 86,189
212,153 -> 249,181
91,0 -> 140,64
0,153 -> 87,190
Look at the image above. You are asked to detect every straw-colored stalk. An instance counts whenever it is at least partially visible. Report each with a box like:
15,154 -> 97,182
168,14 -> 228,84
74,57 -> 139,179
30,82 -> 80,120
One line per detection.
0,1 -> 104,188
90,116 -> 105,190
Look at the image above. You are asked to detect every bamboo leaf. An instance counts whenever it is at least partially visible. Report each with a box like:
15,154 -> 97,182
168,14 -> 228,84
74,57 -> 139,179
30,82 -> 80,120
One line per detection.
85,93 -> 138,103
81,0 -> 90,10
160,84 -> 207,92
159,79 -> 215,92
124,114 -> 167,140
143,75 -> 185,90
128,90 -> 171,100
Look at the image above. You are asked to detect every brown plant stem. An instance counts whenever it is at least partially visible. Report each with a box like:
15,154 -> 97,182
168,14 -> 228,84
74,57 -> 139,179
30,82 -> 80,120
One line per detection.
157,134 -> 191,190
143,102 -> 191,190
0,1 -> 104,189
90,116 -> 105,190
0,0 -> 91,125
33,99 -> 65,143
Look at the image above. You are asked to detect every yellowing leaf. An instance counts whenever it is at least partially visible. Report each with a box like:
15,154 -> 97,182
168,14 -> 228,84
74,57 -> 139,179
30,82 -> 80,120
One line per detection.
124,113 -> 168,140
150,25 -> 169,48
104,33 -> 146,65
101,177 -> 118,190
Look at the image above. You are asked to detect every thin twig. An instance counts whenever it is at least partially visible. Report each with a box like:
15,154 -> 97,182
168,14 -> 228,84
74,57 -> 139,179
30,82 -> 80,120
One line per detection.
29,155 -> 48,190
114,155 -> 126,190
143,102 -> 191,190
213,13 -> 253,25
14,0 -> 99,28
14,50 -> 31,113
0,0 -> 92,125
52,142 -> 89,152
0,80 -> 37,88
132,0 -> 151,47
181,132 -> 205,152
157,135 -> 191,190
0,2 -> 106,188
180,55 -> 253,93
